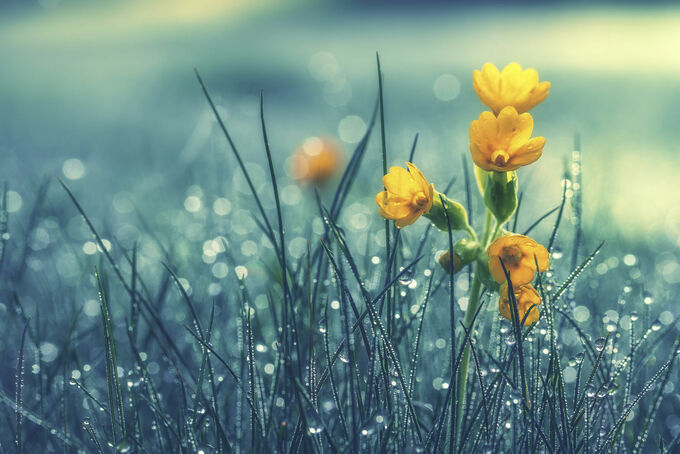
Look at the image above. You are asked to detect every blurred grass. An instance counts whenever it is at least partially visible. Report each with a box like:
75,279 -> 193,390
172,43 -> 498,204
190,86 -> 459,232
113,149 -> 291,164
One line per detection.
2,2 -> 680,250
0,4 -> 680,449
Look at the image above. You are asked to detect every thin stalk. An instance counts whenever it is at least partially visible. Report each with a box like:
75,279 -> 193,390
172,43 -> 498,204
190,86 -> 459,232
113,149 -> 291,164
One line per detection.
455,206 -> 492,438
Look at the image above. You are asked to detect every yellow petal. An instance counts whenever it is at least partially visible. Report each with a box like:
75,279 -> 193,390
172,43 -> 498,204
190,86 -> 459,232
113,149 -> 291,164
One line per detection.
508,265 -> 536,286
488,257 -> 507,283
508,137 -> 545,167
521,242 -> 550,272
406,162 -> 429,194
382,166 -> 414,196
497,106 -> 520,142
509,112 -> 534,146
394,212 -> 420,228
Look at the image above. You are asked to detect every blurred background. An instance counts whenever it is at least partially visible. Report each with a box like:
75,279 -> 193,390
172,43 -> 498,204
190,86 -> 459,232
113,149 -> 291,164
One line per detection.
3,1 -> 680,446
2,0 -> 680,302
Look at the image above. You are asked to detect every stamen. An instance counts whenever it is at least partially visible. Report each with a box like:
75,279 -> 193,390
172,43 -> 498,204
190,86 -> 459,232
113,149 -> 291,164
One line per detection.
414,192 -> 428,207
491,150 -> 509,167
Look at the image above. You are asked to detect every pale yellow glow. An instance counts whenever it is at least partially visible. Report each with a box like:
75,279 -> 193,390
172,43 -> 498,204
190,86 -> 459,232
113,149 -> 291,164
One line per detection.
0,0 -> 279,45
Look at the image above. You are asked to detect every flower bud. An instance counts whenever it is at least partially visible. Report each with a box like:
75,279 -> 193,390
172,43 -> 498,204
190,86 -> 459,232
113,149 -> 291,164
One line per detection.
473,165 -> 489,197
438,250 -> 462,274
483,171 -> 518,224
437,238 -> 481,274
424,192 -> 470,232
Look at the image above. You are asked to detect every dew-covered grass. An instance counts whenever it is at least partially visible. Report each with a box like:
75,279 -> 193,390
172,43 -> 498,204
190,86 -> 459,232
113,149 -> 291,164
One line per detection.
1,55 -> 680,454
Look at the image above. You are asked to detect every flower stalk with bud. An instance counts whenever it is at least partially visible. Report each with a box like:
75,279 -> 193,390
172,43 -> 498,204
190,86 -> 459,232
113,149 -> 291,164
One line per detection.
375,62 -> 552,441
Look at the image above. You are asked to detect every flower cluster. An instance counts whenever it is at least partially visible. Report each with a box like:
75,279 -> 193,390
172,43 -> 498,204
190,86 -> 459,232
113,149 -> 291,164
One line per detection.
488,234 -> 549,326
373,62 -> 552,326
470,62 -> 548,174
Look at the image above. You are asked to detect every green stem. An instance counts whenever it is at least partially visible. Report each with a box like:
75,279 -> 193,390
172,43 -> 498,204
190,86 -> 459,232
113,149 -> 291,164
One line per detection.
481,209 -> 493,245
490,220 -> 502,243
465,224 -> 478,242
455,208 -> 492,439
455,262 -> 483,437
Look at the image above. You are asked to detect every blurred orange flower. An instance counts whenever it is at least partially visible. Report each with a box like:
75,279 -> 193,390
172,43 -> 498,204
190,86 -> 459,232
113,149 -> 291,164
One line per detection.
473,62 -> 550,114
487,234 -> 549,285
292,137 -> 342,185
469,107 -> 545,172
498,282 -> 541,326
376,163 -> 434,228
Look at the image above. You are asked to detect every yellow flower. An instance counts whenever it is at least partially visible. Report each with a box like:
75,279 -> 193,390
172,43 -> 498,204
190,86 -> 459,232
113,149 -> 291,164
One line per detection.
292,136 -> 342,185
376,163 -> 434,228
499,282 -> 541,326
473,62 -> 550,114
469,107 -> 546,172
487,234 -> 549,285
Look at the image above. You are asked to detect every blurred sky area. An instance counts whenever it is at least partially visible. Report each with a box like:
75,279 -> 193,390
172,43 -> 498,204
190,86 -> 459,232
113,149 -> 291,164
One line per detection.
2,0 -> 680,257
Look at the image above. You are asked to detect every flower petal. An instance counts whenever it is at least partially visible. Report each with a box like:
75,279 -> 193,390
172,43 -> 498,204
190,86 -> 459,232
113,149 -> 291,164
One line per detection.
508,137 -> 545,167
382,166 -> 414,196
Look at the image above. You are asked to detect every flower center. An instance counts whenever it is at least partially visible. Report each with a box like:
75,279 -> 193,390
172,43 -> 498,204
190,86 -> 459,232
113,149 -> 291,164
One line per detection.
502,245 -> 522,265
413,192 -> 428,208
491,149 -> 509,167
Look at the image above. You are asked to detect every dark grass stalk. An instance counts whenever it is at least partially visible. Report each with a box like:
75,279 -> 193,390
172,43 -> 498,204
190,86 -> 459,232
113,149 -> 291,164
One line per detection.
0,387 -> 85,450
631,335 -> 680,454
12,178 -> 50,283
522,205 -> 560,236
569,335 -> 609,430
320,229 -> 424,443
547,177 -> 568,253
600,347 -> 678,451
554,307 -> 609,387
328,98 -> 379,221
338,263 -> 359,452
408,133 -> 419,162
0,182 -> 8,273
94,269 -> 126,445
322,300 -> 350,441
69,379 -> 108,412
551,241 -> 604,301
430,297 -> 487,452
620,313 -> 636,449
162,265 -> 211,417
466,329 -> 490,439
15,321 -> 29,454
327,239 -> 391,419
194,70 -> 278,250
572,348 -> 586,445
245,301 -> 259,449
375,52 -> 395,343
498,259 -> 530,420
535,257 -> 572,452
407,271 -> 433,399
183,325 -> 264,434
289,373 -> 340,452
313,259 -> 419,396
570,134 -> 583,271
363,336 -> 380,428
60,179 -> 196,377
126,328 -> 181,448
129,242 -> 138,343
82,420 -> 105,454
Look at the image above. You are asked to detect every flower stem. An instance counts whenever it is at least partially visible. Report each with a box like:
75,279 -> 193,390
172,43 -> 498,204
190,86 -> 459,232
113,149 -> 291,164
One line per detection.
455,261 -> 483,438
455,208 -> 492,439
